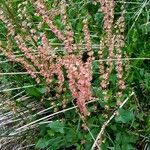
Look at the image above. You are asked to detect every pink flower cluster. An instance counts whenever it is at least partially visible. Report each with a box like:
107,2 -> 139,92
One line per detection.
98,0 -> 114,31
114,9 -> 126,93
61,55 -> 92,116
34,0 -> 75,53
98,0 -> 115,90
83,19 -> 94,62
33,1 -> 65,41
98,0 -> 126,96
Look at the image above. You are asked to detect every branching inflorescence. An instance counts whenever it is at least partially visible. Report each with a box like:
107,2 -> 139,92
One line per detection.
0,0 -> 127,116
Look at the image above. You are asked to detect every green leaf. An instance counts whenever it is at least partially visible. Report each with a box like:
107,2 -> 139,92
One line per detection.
115,109 -> 134,123
47,130 -> 55,137
47,121 -> 64,134
38,87 -> 47,94
66,128 -> 78,143
92,87 -> 103,99
36,138 -> 50,149
86,2 -> 99,14
47,137 -> 65,149
25,86 -> 46,97
25,87 -> 41,97
147,115 -> 150,128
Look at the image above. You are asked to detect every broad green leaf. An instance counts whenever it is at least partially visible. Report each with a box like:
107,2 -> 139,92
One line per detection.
47,130 -> 55,137
115,109 -> 134,123
47,121 -> 64,134
25,87 -> 41,97
36,138 -> 50,149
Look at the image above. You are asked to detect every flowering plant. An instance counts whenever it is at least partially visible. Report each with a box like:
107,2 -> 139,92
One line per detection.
1,0 -> 149,149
